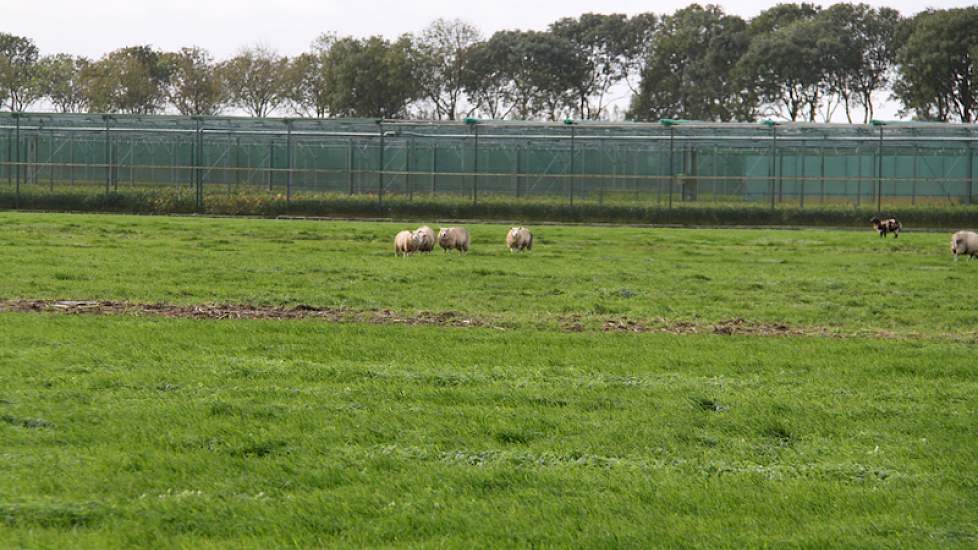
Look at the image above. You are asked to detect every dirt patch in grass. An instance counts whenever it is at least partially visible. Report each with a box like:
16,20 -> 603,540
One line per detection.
601,317 -> 834,337
0,299 -> 935,340
0,300 -> 492,329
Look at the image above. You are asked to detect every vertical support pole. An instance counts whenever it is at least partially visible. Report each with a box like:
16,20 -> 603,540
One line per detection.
819,141 -> 825,204
49,129 -> 54,191
129,138 -> 135,188
348,138 -> 354,195
912,146 -> 918,206
769,126 -> 777,209
14,114 -> 20,208
267,141 -> 273,191
603,145 -> 611,207
877,126 -> 883,213
431,145 -> 437,195
103,115 -> 110,195
472,124 -> 479,204
656,148 -> 662,206
967,141 -> 974,205
31,135 -> 37,185
377,121 -> 384,204
668,127 -> 675,209
234,136 -> 241,191
286,120 -> 293,205
777,149 -> 784,203
407,136 -> 413,202
6,128 -> 11,187
569,125 -> 576,206
515,145 -> 522,198
112,137 -> 118,192
713,146 -> 718,206
69,135 -> 75,187
856,148 -> 862,208
799,149 -> 805,209
195,117 -> 203,211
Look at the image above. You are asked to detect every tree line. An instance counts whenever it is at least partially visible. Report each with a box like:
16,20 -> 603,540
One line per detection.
1,3 -> 976,123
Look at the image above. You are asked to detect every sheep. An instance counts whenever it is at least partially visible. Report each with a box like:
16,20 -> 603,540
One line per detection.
871,216 -> 902,238
505,227 -> 533,252
950,230 -> 978,261
414,225 -> 435,253
437,227 -> 470,254
394,230 -> 422,257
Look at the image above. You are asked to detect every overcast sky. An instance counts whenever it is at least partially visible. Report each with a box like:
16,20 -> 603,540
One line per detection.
5,0 -> 973,120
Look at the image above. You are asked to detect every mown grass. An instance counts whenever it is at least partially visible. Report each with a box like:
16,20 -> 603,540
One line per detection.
1,314 -> 976,548
1,211 -> 977,547
0,211 -> 976,337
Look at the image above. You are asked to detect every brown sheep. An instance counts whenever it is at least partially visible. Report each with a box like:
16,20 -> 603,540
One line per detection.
505,227 -> 533,252
437,227 -> 470,254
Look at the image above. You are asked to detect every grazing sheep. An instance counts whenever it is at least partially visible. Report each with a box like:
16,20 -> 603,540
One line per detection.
505,227 -> 533,252
414,225 -> 435,253
394,230 -> 422,257
871,216 -> 902,238
950,230 -> 978,261
437,227 -> 470,254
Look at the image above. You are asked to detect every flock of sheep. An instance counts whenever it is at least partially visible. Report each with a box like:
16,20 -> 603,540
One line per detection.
394,225 -> 532,256
393,217 -> 978,260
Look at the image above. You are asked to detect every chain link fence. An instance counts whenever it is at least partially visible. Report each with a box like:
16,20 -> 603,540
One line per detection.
1,113 -> 976,212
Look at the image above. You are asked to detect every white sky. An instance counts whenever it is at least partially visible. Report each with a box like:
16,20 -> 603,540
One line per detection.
4,0 -> 974,120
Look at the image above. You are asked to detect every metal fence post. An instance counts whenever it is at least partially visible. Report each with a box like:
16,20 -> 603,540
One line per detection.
819,140 -> 825,204
968,141 -> 974,205
267,141 -> 273,191
668,126 -> 675,209
49,129 -> 55,191
407,136 -> 414,201
769,125 -> 777,209
6,128 -> 11,187
430,145 -> 437,195
912,146 -> 918,205
472,124 -> 479,204
799,149 -> 805,209
103,115 -> 110,195
877,125 -> 884,213
234,136 -> 241,191
713,145 -> 720,206
348,138 -> 354,195
69,134 -> 75,187
377,121 -> 384,204
195,117 -> 203,211
515,145 -> 521,199
14,113 -> 20,208
286,119 -> 293,205
569,124 -> 576,206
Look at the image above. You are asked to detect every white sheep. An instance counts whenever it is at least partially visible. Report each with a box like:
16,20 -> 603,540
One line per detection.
950,230 -> 978,261
437,227 -> 470,254
414,225 -> 435,253
505,227 -> 533,252
394,230 -> 422,257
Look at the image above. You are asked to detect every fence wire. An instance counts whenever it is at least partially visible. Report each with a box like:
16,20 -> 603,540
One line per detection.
1,113 -> 976,211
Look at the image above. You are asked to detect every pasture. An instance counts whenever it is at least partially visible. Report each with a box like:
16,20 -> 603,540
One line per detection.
1,212 -> 976,548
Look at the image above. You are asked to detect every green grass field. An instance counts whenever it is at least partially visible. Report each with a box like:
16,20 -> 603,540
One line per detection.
1,212 -> 977,548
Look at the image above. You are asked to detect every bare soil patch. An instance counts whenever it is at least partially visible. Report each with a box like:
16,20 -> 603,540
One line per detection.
0,299 -> 940,340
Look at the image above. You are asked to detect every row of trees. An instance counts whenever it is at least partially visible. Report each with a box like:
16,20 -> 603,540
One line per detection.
1,4 -> 976,122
